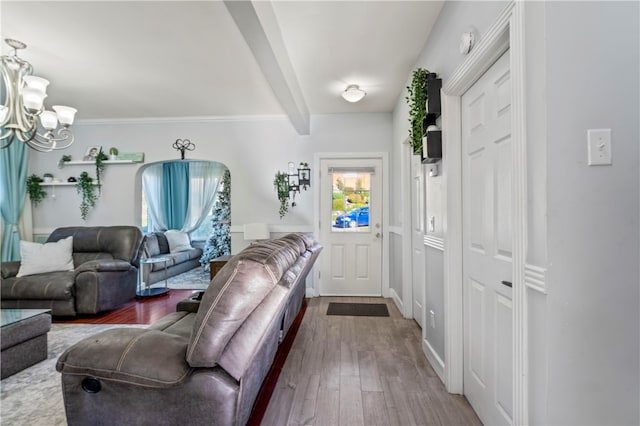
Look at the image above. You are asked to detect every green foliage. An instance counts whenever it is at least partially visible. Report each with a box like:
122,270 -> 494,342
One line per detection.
332,192 -> 344,200
26,174 -> 46,206
406,67 -> 431,155
273,171 -> 290,219
109,147 -> 119,155
94,149 -> 109,191
336,178 -> 344,192
333,198 -> 345,211
76,172 -> 97,221
200,169 -> 231,269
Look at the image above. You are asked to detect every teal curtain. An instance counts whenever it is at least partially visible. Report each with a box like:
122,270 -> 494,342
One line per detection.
0,141 -> 28,261
162,162 -> 190,230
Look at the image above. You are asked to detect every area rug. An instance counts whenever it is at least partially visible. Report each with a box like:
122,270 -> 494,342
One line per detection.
0,323 -> 142,426
326,302 -> 390,317
151,266 -> 210,290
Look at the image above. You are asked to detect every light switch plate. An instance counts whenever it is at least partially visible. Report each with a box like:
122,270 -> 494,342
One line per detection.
588,129 -> 612,166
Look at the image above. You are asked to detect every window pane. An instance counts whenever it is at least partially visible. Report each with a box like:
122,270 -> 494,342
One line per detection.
331,172 -> 371,233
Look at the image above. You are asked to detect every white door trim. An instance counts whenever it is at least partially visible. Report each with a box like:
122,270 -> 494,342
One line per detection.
442,2 -> 528,424
312,152 -> 390,299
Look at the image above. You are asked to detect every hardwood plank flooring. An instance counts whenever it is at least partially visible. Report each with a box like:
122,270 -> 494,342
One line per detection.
52,290 -> 195,324
52,292 -> 481,425
262,296 -> 482,426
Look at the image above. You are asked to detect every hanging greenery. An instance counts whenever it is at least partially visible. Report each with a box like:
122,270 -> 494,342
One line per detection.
26,174 -> 47,206
200,169 -> 231,269
94,149 -> 109,192
58,154 -> 72,169
76,172 -> 98,220
274,171 -> 290,219
406,68 -> 431,155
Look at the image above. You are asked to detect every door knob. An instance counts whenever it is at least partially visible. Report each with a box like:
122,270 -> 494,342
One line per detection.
375,233 -> 381,239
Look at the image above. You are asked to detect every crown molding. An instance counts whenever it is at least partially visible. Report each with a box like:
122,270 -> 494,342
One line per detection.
76,114 -> 290,126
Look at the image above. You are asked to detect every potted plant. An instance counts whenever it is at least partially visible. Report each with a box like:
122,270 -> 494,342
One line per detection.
43,173 -> 54,183
406,68 -> 431,155
76,172 -> 97,220
58,154 -> 72,169
26,174 -> 47,206
108,147 -> 118,161
274,171 -> 290,219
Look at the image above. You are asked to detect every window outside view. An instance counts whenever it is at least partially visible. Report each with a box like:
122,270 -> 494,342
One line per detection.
331,172 -> 371,233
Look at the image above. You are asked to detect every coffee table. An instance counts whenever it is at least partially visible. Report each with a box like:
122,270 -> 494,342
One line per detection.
1,309 -> 51,379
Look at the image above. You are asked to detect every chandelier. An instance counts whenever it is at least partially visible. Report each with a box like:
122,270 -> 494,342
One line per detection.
0,38 -> 77,152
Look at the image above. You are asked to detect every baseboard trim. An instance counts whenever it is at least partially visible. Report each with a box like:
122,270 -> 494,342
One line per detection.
423,337 -> 446,384
389,287 -> 405,317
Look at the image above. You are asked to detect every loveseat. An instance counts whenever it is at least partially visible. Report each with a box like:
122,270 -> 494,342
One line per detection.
142,231 -> 203,284
56,233 -> 322,426
1,226 -> 144,316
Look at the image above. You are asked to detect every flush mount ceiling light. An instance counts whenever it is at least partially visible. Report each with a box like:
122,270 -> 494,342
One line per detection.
341,84 -> 366,103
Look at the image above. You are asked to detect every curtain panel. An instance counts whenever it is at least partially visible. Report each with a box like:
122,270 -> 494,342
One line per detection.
0,141 -> 28,261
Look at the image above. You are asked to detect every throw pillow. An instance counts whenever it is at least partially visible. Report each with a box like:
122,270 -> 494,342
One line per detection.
165,230 -> 192,253
16,236 -> 75,277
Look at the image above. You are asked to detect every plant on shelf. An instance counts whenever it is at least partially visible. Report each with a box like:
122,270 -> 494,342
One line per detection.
76,172 -> 97,220
108,147 -> 118,160
26,174 -> 47,206
43,173 -> 54,183
406,67 -> 431,155
94,149 -> 109,191
58,154 -> 72,169
274,171 -> 290,219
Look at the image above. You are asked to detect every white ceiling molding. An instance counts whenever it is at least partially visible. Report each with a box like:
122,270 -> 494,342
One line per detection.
224,1 -> 311,135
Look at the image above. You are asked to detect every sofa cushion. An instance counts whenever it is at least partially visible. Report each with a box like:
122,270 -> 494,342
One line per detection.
56,328 -> 191,388
144,234 -> 161,257
17,236 -> 75,277
155,232 -> 170,254
1,271 -> 75,300
165,230 -> 192,253
48,227 -> 143,264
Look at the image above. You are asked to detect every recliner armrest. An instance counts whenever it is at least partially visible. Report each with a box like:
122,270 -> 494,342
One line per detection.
56,327 -> 192,388
1,261 -> 20,279
74,259 -> 134,276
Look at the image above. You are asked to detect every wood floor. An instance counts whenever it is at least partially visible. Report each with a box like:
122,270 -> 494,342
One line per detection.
261,296 -> 482,426
53,293 -> 481,425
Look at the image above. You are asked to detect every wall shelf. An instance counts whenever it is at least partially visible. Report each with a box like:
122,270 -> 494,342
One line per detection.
41,182 -> 98,186
63,160 -> 138,165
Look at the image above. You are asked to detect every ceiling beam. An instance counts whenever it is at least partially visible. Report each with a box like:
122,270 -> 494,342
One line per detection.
224,0 -> 310,135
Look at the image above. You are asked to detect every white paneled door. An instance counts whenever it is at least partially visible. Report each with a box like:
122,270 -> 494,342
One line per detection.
319,158 -> 382,296
462,50 -> 513,425
411,154 -> 425,328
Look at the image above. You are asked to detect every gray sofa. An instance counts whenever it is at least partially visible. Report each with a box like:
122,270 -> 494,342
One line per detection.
142,232 -> 203,284
56,233 -> 322,426
1,226 -> 144,316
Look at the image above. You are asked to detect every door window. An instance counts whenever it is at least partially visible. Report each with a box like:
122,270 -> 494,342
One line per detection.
330,171 -> 371,233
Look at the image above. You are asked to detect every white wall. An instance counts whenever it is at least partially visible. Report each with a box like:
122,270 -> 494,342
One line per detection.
390,0 -> 507,365
391,1 -> 639,423
543,2 -> 639,423
27,112 -> 392,234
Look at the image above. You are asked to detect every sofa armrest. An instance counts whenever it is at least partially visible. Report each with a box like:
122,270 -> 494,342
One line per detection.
56,327 -> 192,388
74,259 -> 134,276
1,261 -> 20,279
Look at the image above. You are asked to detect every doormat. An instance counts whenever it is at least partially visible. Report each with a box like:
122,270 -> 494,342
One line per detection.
326,302 -> 389,317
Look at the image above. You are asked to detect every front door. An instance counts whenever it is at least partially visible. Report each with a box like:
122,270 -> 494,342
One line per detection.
462,50 -> 513,425
319,158 -> 382,296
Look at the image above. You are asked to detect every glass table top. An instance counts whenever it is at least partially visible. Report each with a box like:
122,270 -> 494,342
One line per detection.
1,309 -> 52,327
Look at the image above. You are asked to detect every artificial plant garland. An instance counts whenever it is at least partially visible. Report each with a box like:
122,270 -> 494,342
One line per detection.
76,171 -> 98,220
274,171 -> 290,219
406,67 -> 431,155
94,149 -> 109,192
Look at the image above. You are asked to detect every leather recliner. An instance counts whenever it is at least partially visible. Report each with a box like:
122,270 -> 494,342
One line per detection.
1,226 -> 144,316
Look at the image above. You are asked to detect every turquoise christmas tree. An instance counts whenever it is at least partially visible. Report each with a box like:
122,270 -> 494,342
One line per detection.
200,169 -> 231,270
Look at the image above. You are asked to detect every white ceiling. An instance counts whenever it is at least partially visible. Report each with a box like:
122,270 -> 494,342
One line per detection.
1,1 -> 443,127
